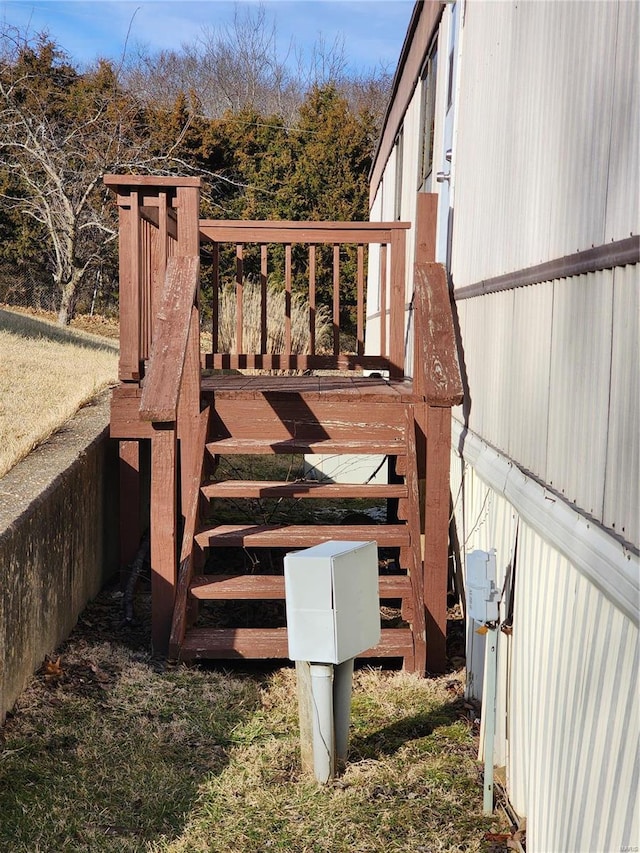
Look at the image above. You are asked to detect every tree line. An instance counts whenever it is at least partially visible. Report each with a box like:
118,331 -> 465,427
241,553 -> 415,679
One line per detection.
0,9 -> 390,325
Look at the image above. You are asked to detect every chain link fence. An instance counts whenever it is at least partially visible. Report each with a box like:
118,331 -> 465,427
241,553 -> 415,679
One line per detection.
0,263 -> 119,320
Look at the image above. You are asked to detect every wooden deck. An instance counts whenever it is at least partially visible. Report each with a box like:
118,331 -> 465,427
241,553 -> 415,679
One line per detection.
105,176 -> 463,673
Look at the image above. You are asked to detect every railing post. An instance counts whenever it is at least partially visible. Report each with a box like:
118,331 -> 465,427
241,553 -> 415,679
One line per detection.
115,190 -> 142,381
105,175 -> 203,654
175,184 -> 202,516
150,424 -> 177,654
389,228 -> 406,378
413,192 -> 463,673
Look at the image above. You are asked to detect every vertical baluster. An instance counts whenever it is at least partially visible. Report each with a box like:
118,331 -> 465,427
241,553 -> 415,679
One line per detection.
285,243 -> 292,356
380,242 -> 388,358
141,217 -> 151,361
212,243 -> 219,354
261,244 -> 268,354
389,229 -> 406,378
117,189 -> 141,380
236,243 -> 243,353
356,243 -> 365,356
309,245 -> 316,354
153,192 -> 168,326
333,243 -> 340,355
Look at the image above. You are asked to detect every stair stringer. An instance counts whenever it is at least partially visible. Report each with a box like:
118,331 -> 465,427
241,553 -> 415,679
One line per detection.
400,405 -> 427,673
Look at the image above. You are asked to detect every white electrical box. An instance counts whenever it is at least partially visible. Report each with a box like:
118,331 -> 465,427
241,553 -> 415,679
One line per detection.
466,549 -> 500,623
284,540 -> 381,664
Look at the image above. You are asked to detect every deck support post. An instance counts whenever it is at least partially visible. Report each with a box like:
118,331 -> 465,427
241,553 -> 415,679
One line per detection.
119,440 -> 141,579
150,425 -> 178,654
423,404 -> 451,672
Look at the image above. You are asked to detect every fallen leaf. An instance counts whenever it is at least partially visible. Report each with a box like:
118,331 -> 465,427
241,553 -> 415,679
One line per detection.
43,656 -> 64,681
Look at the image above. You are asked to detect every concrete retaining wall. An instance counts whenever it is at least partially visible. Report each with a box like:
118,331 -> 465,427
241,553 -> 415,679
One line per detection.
0,391 -> 118,723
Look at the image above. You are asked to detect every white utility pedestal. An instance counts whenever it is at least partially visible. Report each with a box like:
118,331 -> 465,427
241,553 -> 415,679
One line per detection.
284,541 -> 380,783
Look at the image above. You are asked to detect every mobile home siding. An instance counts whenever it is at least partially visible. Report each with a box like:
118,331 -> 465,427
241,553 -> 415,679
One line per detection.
370,2 -> 639,848
451,1 -> 635,288
453,459 -> 639,851
454,264 -> 639,544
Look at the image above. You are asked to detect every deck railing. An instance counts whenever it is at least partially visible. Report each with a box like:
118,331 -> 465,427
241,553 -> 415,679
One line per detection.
105,176 -> 410,381
199,220 -> 410,377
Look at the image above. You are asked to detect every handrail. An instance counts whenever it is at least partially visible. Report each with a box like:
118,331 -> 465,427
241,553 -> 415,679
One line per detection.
412,261 -> 463,406
199,219 -> 409,243
139,256 -> 200,421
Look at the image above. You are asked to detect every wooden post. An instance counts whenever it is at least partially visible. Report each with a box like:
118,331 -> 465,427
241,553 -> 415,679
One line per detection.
116,191 -> 142,381
413,192 -> 461,673
389,229 -> 406,378
119,440 -> 141,579
424,405 -> 451,672
404,407 -> 427,674
150,425 -> 177,654
295,661 -> 315,775
175,184 -> 202,527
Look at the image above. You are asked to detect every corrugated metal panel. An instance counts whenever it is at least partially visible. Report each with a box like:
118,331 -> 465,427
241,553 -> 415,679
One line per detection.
510,522 -> 639,852
546,270 -> 614,518
604,263 -> 640,544
451,1 -> 628,289
457,289 -> 514,452
605,1 -> 640,241
451,298 -> 466,424
454,468 -> 639,850
454,265 -> 636,543
453,422 -> 639,849
506,282 -> 553,477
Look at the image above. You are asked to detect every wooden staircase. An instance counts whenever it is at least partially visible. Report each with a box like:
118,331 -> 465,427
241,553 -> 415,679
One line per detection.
169,376 -> 426,672
105,176 -> 463,674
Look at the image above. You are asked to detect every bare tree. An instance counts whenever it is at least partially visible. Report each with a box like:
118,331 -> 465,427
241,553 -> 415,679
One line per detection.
0,27 -> 170,323
122,1 -> 388,126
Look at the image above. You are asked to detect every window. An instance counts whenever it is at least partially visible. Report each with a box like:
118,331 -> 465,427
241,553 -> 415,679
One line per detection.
418,42 -> 438,192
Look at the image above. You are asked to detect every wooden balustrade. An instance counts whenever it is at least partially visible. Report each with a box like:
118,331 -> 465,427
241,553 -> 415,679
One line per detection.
199,219 -> 410,377
104,175 -> 201,383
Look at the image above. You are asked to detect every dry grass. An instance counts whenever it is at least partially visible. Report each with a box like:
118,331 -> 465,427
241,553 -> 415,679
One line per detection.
0,308 -> 118,478
216,281 -> 332,354
0,587 -> 510,853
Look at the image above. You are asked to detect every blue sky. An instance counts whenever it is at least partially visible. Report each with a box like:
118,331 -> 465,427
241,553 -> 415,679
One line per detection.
0,1 -> 414,76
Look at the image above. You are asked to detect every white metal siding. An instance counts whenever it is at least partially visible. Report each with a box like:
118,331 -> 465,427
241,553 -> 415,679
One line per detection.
451,1 -> 636,289
454,266 -> 638,546
546,270 -> 614,518
605,0 -> 640,241
511,521 -> 639,852
370,3 -> 640,850
453,453 -> 639,851
506,281 -> 554,476
462,290 -> 514,453
604,263 -> 640,544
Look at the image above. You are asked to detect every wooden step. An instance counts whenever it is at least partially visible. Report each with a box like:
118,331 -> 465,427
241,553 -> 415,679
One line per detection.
206,438 -> 405,456
195,523 -> 410,550
189,573 -> 413,600
202,480 -> 408,500
179,627 -> 414,661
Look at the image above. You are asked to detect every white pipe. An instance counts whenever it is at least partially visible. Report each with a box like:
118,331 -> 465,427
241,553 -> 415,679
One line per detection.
309,663 -> 335,783
483,626 -> 498,814
333,658 -> 354,764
